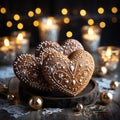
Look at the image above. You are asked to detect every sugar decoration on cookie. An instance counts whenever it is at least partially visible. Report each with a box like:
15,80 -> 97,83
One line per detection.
13,54 -> 53,91
61,39 -> 84,55
36,47 -> 59,65
35,39 -> 84,58
42,50 -> 94,96
35,40 -> 61,57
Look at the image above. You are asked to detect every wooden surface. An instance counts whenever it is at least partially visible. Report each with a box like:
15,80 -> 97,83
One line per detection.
0,53 -> 120,120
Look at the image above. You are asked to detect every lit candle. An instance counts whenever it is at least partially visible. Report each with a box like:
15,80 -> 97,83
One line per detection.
0,38 -> 10,51
38,17 -> 60,42
82,25 -> 101,52
98,46 -> 120,71
11,31 -> 30,55
101,47 -> 112,62
0,37 -> 16,65
16,33 -> 29,55
83,27 -> 100,41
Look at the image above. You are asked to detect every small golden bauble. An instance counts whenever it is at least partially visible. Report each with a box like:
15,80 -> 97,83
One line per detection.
29,96 -> 43,110
100,91 -> 113,104
96,66 -> 107,77
75,103 -> 83,112
7,94 -> 15,101
110,80 -> 119,90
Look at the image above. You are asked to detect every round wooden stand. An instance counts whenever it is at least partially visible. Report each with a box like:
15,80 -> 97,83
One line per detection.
19,79 -> 99,108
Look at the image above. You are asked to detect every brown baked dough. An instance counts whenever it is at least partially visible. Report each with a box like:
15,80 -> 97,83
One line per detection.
42,50 -> 94,97
61,39 -> 84,55
35,40 -> 61,57
13,54 -> 53,92
35,39 -> 84,58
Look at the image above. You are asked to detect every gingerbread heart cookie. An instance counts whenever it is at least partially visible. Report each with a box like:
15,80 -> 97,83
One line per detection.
35,39 -> 84,58
36,47 -> 59,65
13,54 -> 53,92
35,40 -> 61,57
61,39 -> 84,55
42,50 -> 95,96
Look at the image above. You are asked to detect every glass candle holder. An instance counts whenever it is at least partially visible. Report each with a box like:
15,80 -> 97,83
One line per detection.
11,31 -> 30,55
38,17 -> 60,42
81,25 -> 101,53
97,46 -> 120,71
0,36 -> 16,65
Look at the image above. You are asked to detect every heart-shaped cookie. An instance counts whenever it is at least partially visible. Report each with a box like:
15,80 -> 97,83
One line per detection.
36,47 -> 59,65
35,40 -> 61,57
61,39 -> 84,55
13,54 -> 53,92
35,39 -> 84,58
42,50 -> 95,96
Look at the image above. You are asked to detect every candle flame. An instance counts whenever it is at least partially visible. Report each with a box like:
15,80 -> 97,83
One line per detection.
47,18 -> 53,26
4,38 -> 9,47
17,33 -> 23,40
106,47 -> 112,57
88,27 -> 94,35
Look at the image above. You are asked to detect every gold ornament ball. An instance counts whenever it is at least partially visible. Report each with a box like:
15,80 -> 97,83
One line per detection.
100,91 -> 113,104
96,66 -> 107,77
110,80 -> 119,90
75,103 -> 83,112
29,96 -> 43,110
7,94 -> 15,101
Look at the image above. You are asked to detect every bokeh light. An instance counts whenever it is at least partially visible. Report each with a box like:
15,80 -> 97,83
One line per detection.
13,14 -> 20,21
66,31 -> 73,38
61,8 -> 68,15
80,9 -> 87,16
88,19 -> 94,25
99,21 -> 106,28
28,11 -> 34,17
98,7 -> 104,14
17,23 -> 23,29
6,21 -> 13,27
63,17 -> 70,24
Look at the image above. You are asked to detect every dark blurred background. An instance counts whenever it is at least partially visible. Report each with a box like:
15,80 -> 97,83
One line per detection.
0,0 -> 120,48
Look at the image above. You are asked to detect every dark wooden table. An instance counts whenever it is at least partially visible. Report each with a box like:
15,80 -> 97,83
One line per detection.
0,56 -> 120,120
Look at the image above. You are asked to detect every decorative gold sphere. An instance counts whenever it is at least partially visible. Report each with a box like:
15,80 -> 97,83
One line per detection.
96,66 -> 107,77
7,94 -> 15,101
100,91 -> 113,104
110,80 -> 119,90
29,96 -> 43,110
75,103 -> 83,112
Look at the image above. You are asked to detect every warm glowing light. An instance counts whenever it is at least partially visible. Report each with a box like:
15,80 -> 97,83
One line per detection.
106,47 -> 112,58
4,38 -> 9,47
66,31 -> 73,38
13,14 -> 20,21
28,11 -> 34,17
35,8 -> 41,14
111,7 -> 118,14
6,21 -> 13,27
0,7 -> 6,14
88,19 -> 94,25
88,27 -> 94,35
61,8 -> 68,15
98,7 -> 104,14
101,47 -> 113,62
17,33 -> 23,40
111,17 -> 118,23
80,9 -> 87,16
17,23 -> 23,29
63,17 -> 70,24
33,20 -> 39,27
47,18 -> 53,26
99,21 -> 106,28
